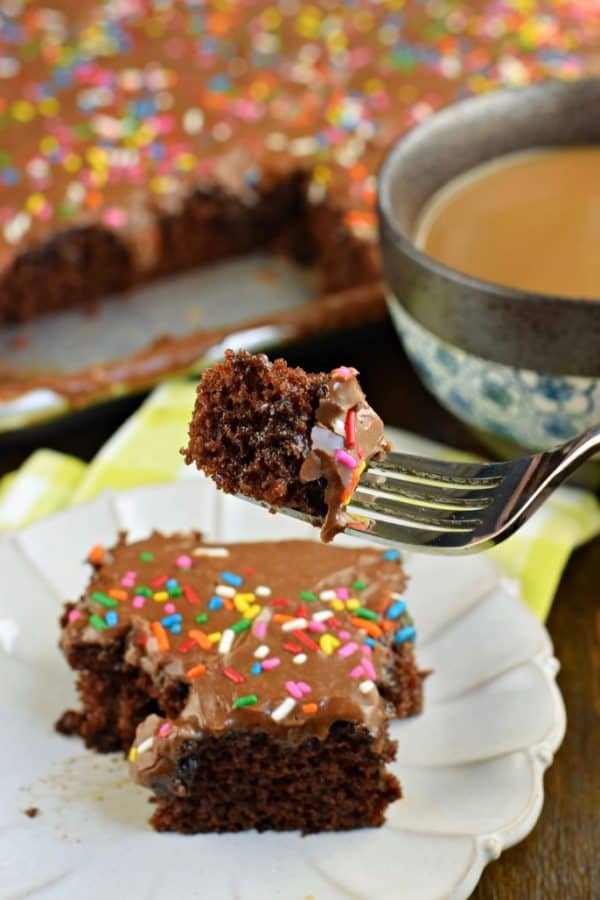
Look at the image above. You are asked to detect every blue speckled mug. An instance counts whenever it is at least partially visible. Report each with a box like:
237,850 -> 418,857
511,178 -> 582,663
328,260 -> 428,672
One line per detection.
378,79 -> 600,455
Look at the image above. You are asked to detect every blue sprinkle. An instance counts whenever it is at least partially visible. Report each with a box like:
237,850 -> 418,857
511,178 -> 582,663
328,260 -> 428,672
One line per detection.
383,549 -> 400,561
250,662 -> 262,675
161,614 -> 183,627
221,571 -> 243,587
386,600 -> 407,620
166,578 -> 179,589
208,596 -> 223,611
364,637 -> 376,648
394,625 -> 416,644
105,611 -> 118,627
170,623 -> 182,635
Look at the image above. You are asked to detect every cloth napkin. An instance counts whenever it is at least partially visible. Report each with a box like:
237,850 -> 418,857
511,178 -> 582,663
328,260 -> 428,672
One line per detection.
1,380 -> 598,621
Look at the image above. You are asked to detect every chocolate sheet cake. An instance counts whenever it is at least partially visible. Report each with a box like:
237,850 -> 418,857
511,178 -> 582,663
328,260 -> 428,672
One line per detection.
184,350 -> 388,540
1,1 -> 596,326
59,533 -> 423,833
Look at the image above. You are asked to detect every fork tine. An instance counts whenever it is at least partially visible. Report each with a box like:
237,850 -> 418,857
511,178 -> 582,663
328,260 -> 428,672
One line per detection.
359,471 -> 496,509
370,452 -> 509,486
350,490 -> 486,530
344,516 -> 485,552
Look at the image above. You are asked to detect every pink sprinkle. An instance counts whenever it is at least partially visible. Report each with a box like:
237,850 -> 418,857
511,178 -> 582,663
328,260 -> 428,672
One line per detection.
68,609 -> 81,622
307,620 -> 326,633
297,682 -> 312,695
262,657 -> 281,670
336,588 -> 349,600
132,595 -> 146,609
285,680 -> 303,700
176,555 -> 192,569
338,630 -> 351,640
164,602 -> 176,614
339,641 -> 358,658
158,722 -> 172,738
362,658 -> 377,680
350,665 -> 365,679
335,449 -> 357,469
361,644 -> 373,656
332,366 -> 357,380
253,621 -> 267,639
101,207 -> 127,229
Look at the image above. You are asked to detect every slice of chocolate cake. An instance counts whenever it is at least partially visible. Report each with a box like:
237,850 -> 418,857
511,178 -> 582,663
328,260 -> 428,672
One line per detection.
59,533 -> 423,834
183,350 -> 389,541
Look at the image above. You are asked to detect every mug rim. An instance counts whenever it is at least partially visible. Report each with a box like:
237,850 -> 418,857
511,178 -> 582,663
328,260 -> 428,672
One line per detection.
377,78 -> 600,310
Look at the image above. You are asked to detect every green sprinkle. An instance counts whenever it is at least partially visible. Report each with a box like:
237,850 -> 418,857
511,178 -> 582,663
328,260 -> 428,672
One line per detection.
137,586 -> 153,597
352,579 -> 368,591
354,608 -> 378,621
168,586 -> 183,597
231,619 -> 251,634
89,613 -> 107,631
91,592 -> 118,608
195,613 -> 209,624
139,551 -> 154,562
299,591 -> 318,602
234,694 -> 258,709
406,614 -> 414,626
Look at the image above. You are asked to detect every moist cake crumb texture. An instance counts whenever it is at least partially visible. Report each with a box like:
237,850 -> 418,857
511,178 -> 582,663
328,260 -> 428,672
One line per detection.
59,532 -> 424,833
184,350 -> 389,540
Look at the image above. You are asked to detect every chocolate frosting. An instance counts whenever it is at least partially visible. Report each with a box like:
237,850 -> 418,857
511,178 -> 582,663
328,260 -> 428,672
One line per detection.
300,366 -> 389,541
60,533 -> 415,794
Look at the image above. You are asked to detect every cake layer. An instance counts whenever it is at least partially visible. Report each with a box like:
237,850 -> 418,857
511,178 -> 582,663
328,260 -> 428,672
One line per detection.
184,351 -> 389,540
59,532 -> 423,832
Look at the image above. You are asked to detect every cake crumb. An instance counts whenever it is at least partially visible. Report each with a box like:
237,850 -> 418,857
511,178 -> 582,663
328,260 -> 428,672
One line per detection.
24,806 -> 39,818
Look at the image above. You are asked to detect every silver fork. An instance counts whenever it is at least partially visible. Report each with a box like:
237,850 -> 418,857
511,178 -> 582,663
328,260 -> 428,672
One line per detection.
280,425 -> 600,553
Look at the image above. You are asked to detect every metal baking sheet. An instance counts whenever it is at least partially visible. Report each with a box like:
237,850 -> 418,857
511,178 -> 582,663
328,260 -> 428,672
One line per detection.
0,254 -> 317,373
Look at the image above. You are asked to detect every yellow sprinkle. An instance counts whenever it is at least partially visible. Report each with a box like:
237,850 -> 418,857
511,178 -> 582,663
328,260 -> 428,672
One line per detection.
175,152 -> 197,172
208,631 -> 222,644
346,598 -> 360,611
153,591 -> 169,602
40,135 -> 58,155
12,100 -> 35,123
25,193 -> 45,215
331,599 -> 345,612
39,97 -> 59,117
63,152 -> 82,173
85,146 -> 108,170
128,746 -> 137,762
244,604 -> 261,620
320,634 -> 341,655
234,592 -> 254,612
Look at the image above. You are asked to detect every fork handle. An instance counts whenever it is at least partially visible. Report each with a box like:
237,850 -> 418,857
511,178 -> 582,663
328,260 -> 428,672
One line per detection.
537,424 -> 600,495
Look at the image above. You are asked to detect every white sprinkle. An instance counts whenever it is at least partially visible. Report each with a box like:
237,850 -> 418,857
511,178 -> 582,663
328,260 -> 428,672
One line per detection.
137,736 -> 154,754
212,121 -> 232,142
218,629 -> 235,654
271,697 -> 296,722
281,617 -> 308,632
183,107 -> 204,135
66,181 -> 85,205
293,653 -> 307,665
390,592 -> 403,600
4,212 -> 31,245
319,590 -> 336,602
359,680 -> 376,695
194,547 -> 229,558
312,610 -> 333,622
254,644 -> 270,659
265,131 -> 287,151
215,585 -> 236,598
255,585 -> 271,597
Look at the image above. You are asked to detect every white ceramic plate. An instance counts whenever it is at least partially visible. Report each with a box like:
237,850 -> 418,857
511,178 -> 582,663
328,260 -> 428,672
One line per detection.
0,478 -> 565,900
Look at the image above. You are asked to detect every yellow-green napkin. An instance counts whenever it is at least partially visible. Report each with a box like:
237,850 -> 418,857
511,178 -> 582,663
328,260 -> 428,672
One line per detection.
1,380 -> 598,621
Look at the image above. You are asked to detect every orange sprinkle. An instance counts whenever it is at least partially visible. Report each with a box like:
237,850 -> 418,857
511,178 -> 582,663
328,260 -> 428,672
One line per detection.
108,588 -> 128,601
186,663 -> 206,680
349,616 -> 382,639
223,597 -> 234,612
189,628 -> 213,651
302,703 -> 317,715
380,620 -> 395,633
272,613 -> 294,623
151,622 -> 170,652
88,544 -> 105,565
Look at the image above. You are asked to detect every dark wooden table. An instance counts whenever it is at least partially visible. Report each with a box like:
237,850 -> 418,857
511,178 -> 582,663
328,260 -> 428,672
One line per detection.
2,318 -> 597,899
